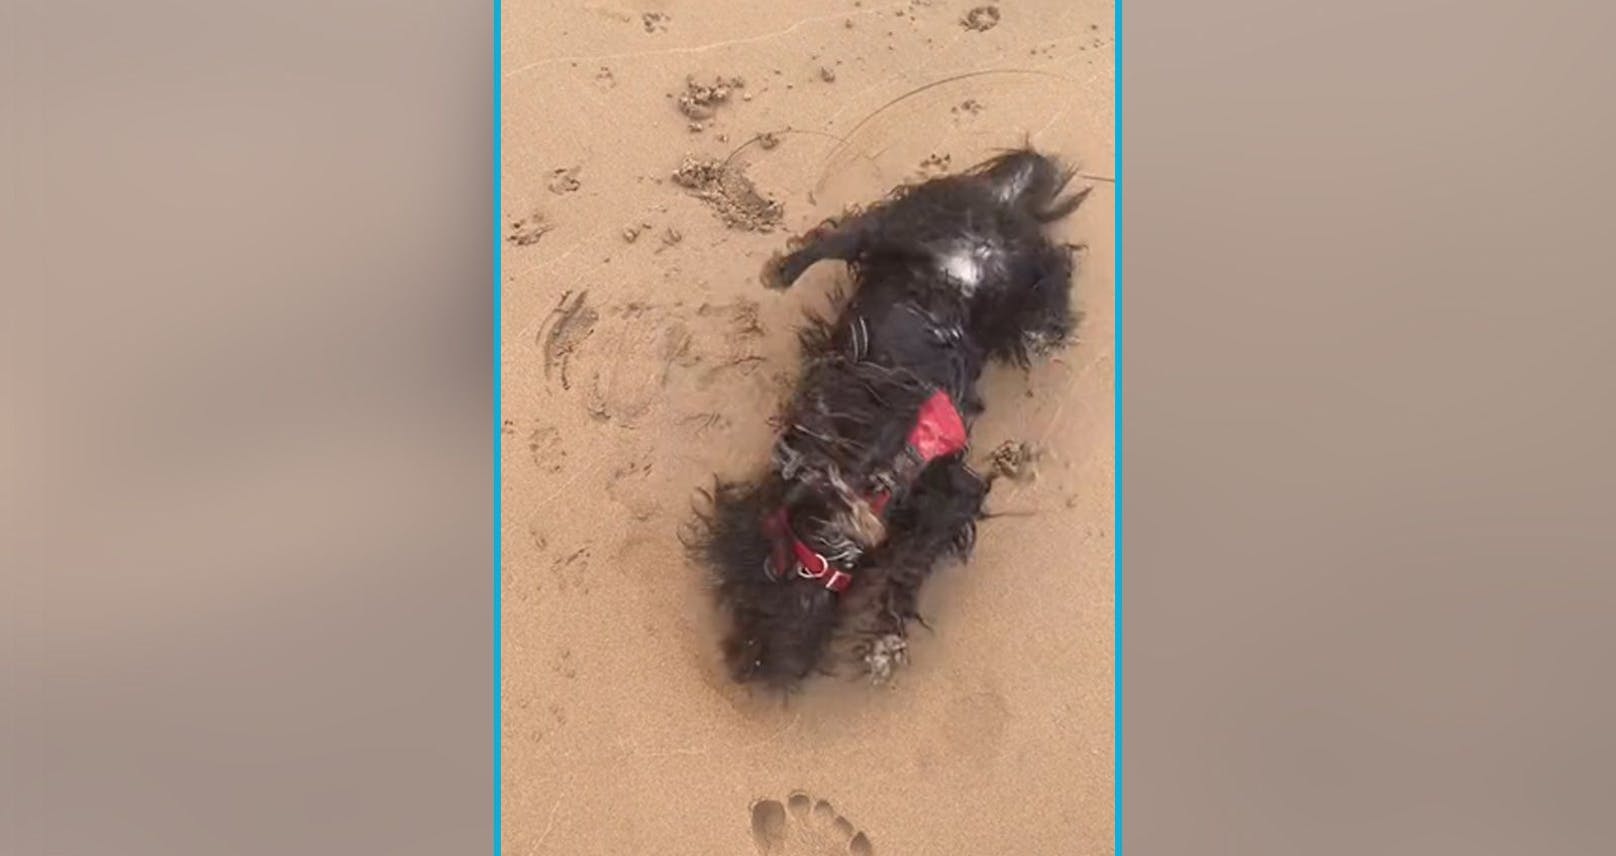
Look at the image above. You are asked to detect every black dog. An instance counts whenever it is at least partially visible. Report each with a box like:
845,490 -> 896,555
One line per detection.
692,148 -> 1088,689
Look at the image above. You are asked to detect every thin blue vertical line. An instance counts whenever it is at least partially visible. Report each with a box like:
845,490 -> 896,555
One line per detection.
1112,3 -> 1123,856
492,0 -> 503,853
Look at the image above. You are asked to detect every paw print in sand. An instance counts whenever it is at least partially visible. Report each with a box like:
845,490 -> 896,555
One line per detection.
750,792 -> 874,856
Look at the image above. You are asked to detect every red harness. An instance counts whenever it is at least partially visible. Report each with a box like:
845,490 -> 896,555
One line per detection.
765,390 -> 967,593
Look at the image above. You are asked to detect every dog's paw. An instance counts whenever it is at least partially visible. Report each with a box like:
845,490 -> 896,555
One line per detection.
1021,327 -> 1071,358
750,792 -> 874,856
863,634 -> 909,686
760,253 -> 794,290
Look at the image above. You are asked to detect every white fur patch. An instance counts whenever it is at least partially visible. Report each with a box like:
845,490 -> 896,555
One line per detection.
941,251 -> 982,291
938,241 -> 999,295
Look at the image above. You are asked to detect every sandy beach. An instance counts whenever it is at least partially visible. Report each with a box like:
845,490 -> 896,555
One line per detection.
501,2 -> 1114,852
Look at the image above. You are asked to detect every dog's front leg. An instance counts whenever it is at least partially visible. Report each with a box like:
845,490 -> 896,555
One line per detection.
759,209 -> 870,290
855,458 -> 989,683
838,558 -> 930,685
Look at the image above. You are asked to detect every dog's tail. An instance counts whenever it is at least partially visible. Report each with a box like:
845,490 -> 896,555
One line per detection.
974,148 -> 1091,223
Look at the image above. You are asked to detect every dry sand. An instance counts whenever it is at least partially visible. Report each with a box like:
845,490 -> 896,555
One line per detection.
501,2 -> 1114,853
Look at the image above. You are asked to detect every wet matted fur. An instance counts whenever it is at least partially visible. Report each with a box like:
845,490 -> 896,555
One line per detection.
689,148 -> 1089,690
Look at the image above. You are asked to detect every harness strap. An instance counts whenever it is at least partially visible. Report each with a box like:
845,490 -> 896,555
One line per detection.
764,390 -> 967,594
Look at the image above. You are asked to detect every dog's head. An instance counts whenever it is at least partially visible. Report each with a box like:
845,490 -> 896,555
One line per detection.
692,474 -> 883,687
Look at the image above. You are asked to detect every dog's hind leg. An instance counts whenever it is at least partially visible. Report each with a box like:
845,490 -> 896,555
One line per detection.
759,209 -> 873,290
977,148 -> 1092,223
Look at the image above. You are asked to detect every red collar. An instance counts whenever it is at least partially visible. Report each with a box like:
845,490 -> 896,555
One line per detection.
763,506 -> 854,592
765,390 -> 967,593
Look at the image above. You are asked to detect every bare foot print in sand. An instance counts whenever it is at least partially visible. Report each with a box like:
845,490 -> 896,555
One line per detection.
750,792 -> 874,856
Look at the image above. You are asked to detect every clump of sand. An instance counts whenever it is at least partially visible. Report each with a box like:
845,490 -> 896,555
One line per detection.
989,439 -> 1042,482
962,5 -> 1002,31
676,75 -> 746,121
671,156 -> 783,232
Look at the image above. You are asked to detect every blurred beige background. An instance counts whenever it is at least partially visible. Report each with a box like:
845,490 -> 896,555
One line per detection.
1123,3 -> 1616,855
502,2 -> 1114,854
9,1 -> 492,854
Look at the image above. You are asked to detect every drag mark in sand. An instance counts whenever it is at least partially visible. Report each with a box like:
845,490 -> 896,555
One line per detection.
539,289 -> 599,391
